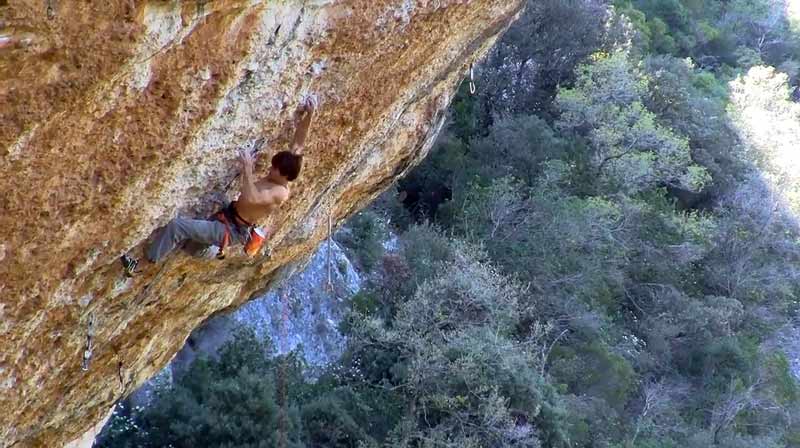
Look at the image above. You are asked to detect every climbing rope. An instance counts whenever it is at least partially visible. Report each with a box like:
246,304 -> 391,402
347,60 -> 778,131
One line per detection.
81,312 -> 96,371
279,289 -> 290,359
326,211 -> 334,292
277,289 -> 290,448
469,63 -> 476,95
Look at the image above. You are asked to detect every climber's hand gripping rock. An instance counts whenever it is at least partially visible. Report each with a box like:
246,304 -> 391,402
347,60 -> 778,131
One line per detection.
238,149 -> 256,173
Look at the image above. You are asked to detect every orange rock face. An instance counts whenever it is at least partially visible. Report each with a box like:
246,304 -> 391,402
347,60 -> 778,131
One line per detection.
0,0 -> 523,445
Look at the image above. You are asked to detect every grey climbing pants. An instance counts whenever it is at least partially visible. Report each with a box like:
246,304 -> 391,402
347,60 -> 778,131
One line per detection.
146,217 -> 245,263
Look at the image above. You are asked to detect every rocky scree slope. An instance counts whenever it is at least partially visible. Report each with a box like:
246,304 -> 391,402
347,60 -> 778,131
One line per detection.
0,0 -> 524,446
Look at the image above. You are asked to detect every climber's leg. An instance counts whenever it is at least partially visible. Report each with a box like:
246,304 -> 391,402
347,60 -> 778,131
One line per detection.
146,217 -> 228,263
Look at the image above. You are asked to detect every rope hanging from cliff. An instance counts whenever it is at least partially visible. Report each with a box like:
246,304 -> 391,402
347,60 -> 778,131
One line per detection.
326,211 -> 334,292
277,289 -> 290,448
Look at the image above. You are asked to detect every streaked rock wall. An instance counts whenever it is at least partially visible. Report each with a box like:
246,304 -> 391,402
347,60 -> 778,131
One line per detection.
0,0 -> 524,445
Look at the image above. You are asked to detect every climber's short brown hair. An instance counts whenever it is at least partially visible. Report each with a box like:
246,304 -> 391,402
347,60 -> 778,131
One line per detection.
271,151 -> 303,181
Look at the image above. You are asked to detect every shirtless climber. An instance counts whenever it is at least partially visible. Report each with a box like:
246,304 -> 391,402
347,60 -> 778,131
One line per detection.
120,96 -> 317,276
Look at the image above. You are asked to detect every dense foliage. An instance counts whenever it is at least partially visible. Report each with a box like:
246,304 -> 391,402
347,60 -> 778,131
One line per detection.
98,1 -> 800,446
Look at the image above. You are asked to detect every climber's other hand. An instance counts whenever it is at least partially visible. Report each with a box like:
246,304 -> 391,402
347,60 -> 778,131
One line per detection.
304,95 -> 318,112
238,150 -> 255,172
296,95 -> 318,116
253,138 -> 267,156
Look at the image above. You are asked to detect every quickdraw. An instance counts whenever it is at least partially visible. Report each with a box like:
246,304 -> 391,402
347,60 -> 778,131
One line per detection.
45,0 -> 55,20
469,63 -> 476,95
212,211 -> 233,260
81,313 -> 96,371
117,361 -> 125,392
196,0 -> 208,22
212,204 -> 254,260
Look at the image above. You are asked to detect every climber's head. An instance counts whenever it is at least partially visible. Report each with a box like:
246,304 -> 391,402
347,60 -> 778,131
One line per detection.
269,151 -> 303,182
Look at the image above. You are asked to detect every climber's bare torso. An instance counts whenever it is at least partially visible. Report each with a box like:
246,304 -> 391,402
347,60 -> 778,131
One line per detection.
234,96 -> 314,226
234,179 -> 290,224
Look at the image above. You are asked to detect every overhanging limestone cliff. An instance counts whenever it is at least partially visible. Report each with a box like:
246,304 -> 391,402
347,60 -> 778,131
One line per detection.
0,0 -> 524,445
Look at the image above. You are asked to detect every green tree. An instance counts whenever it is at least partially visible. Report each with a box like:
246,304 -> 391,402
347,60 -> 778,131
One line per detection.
352,240 -> 569,447
556,51 -> 710,195
728,65 -> 800,213
97,330 -> 305,448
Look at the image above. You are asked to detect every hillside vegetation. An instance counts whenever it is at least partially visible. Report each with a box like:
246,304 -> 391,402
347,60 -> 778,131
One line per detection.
99,1 -> 800,446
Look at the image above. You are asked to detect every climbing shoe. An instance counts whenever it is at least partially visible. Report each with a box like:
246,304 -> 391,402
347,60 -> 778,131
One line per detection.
120,254 -> 139,277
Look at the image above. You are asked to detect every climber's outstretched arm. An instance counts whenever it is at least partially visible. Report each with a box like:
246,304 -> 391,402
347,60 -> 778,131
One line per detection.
291,97 -> 316,155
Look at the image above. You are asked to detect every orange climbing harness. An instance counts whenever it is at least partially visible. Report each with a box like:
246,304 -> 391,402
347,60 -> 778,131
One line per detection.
212,203 -> 267,259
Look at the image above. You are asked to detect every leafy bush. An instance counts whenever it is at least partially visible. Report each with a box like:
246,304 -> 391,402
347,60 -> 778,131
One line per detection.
338,210 -> 386,272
